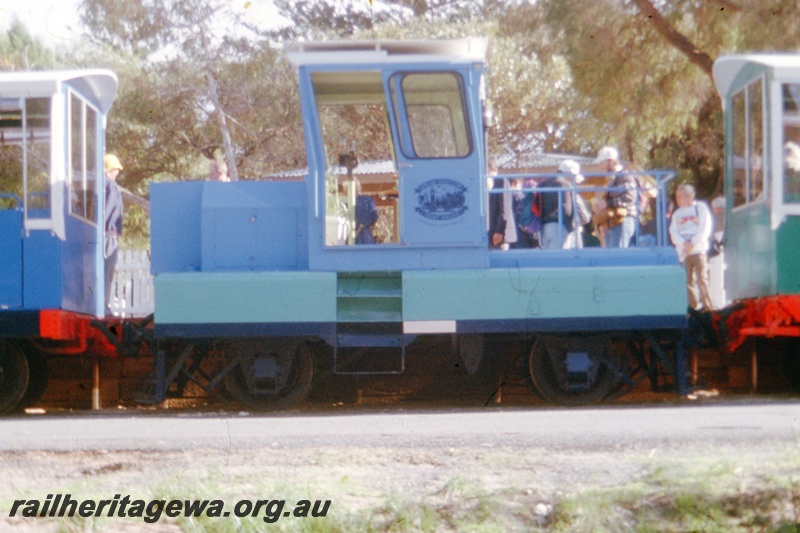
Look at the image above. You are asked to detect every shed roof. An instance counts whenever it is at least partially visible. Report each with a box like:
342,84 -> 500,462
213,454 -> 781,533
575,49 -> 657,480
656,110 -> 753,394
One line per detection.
266,153 -> 594,180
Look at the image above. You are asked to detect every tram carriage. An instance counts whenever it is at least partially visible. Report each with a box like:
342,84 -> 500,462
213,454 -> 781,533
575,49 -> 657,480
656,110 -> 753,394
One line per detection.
0,70 -> 119,412
10,39 -> 768,413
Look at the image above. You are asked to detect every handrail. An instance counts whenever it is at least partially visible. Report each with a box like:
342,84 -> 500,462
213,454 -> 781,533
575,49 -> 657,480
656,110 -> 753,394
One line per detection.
488,169 -> 676,249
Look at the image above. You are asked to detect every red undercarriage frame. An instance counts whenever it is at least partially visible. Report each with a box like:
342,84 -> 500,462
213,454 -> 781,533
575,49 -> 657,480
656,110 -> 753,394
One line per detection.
714,295 -> 800,352
37,310 -> 138,358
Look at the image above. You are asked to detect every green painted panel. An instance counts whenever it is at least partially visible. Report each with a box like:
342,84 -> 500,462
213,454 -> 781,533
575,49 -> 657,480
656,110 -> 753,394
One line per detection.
725,206 -> 775,300
403,266 -> 687,321
155,271 -> 337,324
777,217 -> 800,294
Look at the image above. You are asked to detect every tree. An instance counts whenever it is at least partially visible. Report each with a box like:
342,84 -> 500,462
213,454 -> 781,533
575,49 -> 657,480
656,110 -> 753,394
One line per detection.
79,0 -> 307,185
0,19 -> 56,70
0,21 -> 57,204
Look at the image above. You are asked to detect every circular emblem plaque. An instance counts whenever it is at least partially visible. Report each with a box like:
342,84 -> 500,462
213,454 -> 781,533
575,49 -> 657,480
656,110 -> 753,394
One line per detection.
414,179 -> 468,221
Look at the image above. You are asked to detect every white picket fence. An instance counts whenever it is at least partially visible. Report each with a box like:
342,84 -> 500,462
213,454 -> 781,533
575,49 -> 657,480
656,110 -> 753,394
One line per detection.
109,249 -> 154,318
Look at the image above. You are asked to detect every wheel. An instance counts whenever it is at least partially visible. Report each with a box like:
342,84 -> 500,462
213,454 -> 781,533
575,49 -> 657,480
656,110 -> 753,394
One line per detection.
224,340 -> 314,411
528,334 -> 622,406
0,341 -> 30,414
17,342 -> 49,408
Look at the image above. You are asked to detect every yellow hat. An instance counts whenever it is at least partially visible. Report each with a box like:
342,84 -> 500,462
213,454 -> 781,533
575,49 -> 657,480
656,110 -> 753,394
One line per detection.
104,154 -> 123,173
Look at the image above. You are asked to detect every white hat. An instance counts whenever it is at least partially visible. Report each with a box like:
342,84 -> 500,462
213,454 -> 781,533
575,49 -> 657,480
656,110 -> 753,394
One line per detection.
558,159 -> 584,184
593,146 -> 619,164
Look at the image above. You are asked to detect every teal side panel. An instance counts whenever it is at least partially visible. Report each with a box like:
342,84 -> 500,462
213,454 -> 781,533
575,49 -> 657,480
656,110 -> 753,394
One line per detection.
155,271 -> 337,324
777,217 -> 800,295
725,205 -> 774,300
403,266 -> 686,321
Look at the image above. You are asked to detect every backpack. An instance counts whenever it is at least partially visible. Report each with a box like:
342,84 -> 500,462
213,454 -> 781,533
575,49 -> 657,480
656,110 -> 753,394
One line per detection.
518,191 -> 542,235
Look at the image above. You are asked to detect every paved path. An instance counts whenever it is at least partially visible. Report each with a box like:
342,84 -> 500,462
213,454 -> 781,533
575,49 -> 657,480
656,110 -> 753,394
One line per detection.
2,400 -> 798,452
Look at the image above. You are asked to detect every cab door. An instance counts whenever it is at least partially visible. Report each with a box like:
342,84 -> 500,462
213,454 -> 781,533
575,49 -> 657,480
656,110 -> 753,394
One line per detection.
387,70 -> 484,246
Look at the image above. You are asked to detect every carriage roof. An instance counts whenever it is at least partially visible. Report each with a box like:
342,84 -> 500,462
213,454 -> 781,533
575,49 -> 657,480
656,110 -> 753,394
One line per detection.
0,69 -> 118,113
714,53 -> 800,97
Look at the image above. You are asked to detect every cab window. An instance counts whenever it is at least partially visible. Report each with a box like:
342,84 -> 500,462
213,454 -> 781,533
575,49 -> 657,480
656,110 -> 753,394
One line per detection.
396,72 -> 471,159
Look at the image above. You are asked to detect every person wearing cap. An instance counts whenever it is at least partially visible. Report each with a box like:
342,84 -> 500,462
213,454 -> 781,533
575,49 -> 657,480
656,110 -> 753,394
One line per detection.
103,153 -> 124,316
595,146 -> 639,248
557,159 -> 592,249
538,161 -> 579,249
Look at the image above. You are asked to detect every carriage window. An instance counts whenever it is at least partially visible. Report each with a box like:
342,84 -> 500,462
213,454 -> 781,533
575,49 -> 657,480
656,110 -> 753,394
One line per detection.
732,90 -> 746,207
748,80 -> 764,202
0,98 -> 50,214
400,73 -> 471,159
783,84 -> 800,204
731,78 -> 765,208
0,100 -> 23,210
24,98 -> 51,217
69,93 -> 98,222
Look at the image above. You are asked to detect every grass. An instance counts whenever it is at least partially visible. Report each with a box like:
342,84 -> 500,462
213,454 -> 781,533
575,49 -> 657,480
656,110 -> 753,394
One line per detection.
548,451 -> 800,533
4,447 -> 800,532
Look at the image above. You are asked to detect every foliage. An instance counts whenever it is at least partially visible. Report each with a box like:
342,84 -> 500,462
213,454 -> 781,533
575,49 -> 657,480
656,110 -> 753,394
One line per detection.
3,0 -> 800,238
0,21 -> 57,199
0,20 -> 56,70
78,0 -> 306,186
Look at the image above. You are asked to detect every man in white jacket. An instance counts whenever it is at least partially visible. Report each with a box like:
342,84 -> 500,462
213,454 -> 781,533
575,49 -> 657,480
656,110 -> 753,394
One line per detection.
669,184 -> 714,310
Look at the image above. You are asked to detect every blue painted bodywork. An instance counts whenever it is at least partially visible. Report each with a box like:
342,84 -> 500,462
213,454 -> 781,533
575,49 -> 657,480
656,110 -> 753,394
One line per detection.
151,181 -> 309,274
0,70 -> 117,334
0,208 -> 23,308
150,42 -> 687,341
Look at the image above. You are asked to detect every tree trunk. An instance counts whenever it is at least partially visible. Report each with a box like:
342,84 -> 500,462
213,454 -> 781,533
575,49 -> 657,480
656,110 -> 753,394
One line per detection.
631,0 -> 714,78
205,68 -> 239,181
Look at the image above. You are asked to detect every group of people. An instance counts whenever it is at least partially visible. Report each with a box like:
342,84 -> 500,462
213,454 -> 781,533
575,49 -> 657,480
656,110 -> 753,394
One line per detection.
488,146 -> 638,251
488,146 -> 722,311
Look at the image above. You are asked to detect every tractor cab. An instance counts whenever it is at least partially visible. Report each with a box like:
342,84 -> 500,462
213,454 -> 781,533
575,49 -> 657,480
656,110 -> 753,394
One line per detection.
0,70 -> 117,319
287,39 -> 489,271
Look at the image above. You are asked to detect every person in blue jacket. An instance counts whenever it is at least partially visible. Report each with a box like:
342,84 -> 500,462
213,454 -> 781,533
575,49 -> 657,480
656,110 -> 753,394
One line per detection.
354,179 -> 379,244
103,154 -> 124,315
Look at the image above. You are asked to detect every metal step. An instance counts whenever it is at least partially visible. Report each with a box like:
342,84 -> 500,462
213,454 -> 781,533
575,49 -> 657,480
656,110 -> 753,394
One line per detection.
336,333 -> 404,348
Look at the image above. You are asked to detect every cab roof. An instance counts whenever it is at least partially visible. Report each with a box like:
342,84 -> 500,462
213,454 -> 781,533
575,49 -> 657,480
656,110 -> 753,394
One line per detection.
286,38 -> 487,67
